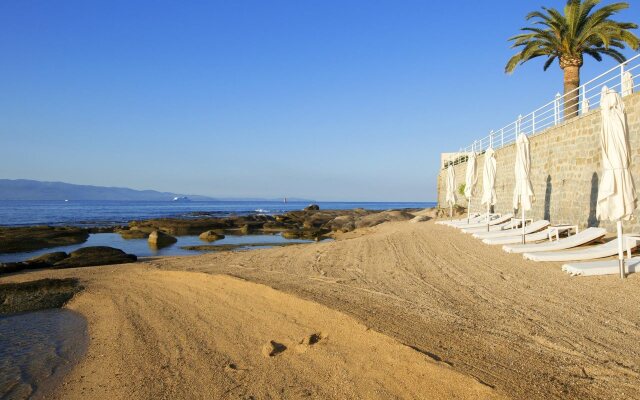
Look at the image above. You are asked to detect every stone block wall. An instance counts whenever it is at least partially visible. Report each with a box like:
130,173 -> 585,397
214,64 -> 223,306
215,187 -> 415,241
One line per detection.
437,92 -> 640,232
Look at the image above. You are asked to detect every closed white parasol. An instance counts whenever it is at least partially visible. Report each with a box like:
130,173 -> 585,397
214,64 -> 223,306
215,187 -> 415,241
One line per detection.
445,165 -> 456,219
597,85 -> 637,278
513,134 -> 535,244
464,152 -> 477,223
481,148 -> 497,231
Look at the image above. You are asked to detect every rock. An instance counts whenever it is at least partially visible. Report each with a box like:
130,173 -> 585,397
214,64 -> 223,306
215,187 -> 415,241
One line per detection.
0,226 -> 89,253
198,231 -> 225,242
0,262 -> 26,274
327,215 -> 356,232
148,230 -> 178,248
117,229 -> 149,239
282,229 -> 328,240
53,246 -> 137,269
409,215 -> 430,223
181,242 -> 302,252
240,224 -> 252,234
0,278 -> 82,314
25,252 -> 69,268
354,210 -> 415,229
304,204 -> 320,211
130,215 -> 273,235
87,226 -> 120,234
262,222 -> 292,232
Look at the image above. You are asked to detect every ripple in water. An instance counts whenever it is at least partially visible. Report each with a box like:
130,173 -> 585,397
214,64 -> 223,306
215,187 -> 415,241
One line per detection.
0,309 -> 88,399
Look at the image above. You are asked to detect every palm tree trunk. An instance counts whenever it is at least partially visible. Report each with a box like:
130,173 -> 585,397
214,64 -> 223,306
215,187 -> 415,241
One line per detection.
563,65 -> 580,119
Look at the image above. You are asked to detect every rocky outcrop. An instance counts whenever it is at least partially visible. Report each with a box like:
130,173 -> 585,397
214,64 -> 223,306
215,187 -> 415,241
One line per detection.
148,230 -> 178,248
117,229 -> 149,239
0,278 -> 82,314
199,231 -> 225,242
0,262 -> 25,274
354,210 -> 415,229
304,204 -> 320,211
53,247 -> 137,269
130,215 -> 273,235
25,252 -> 69,267
0,226 -> 89,253
181,242 -> 301,252
327,215 -> 356,233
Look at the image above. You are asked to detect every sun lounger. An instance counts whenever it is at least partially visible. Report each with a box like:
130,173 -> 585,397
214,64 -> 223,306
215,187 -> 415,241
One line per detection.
435,213 -> 481,225
454,214 -> 514,230
482,227 -> 556,245
563,257 -> 640,276
461,218 -> 524,234
473,220 -> 549,239
438,213 -> 492,227
524,234 -> 640,262
502,227 -> 606,254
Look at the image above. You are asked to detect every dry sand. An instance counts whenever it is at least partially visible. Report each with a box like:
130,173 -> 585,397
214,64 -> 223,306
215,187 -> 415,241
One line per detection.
7,216 -> 640,399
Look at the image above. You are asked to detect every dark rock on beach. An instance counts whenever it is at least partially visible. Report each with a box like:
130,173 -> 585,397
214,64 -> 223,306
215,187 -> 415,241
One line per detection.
327,215 -> 357,233
0,262 -> 26,274
0,278 -> 82,315
0,226 -> 89,253
354,210 -> 415,229
117,228 -> 149,239
199,230 -> 225,242
25,252 -> 69,268
181,242 -> 302,252
304,204 -> 320,211
53,247 -> 137,269
130,214 -> 274,235
148,230 -> 178,248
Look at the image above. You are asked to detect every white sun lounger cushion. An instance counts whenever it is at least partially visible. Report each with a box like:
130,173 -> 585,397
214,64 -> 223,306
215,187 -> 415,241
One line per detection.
562,257 -> 640,276
473,220 -> 549,239
440,213 -> 493,227
502,227 -> 606,254
435,213 -> 481,225
482,228 -> 555,245
454,214 -> 514,230
524,234 -> 640,261
461,220 -> 517,234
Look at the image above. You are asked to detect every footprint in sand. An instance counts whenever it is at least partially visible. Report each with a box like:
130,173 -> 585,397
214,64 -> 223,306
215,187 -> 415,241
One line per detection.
262,340 -> 287,357
225,363 -> 246,372
295,332 -> 327,353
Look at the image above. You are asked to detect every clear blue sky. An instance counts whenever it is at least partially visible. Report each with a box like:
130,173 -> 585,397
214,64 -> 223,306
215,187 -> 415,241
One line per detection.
1,1 -> 638,201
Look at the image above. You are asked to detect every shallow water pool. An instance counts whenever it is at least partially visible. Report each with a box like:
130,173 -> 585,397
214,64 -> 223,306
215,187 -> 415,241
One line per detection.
0,309 -> 88,399
0,232 -> 316,263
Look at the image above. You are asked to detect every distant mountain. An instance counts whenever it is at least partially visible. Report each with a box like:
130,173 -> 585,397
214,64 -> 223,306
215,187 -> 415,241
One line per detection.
0,179 -> 217,201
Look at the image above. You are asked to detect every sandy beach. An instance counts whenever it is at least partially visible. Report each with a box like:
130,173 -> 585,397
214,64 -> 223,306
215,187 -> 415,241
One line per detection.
6,215 -> 640,399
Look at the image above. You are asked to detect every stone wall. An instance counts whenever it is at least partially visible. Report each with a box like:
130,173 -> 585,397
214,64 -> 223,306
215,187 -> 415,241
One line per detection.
437,92 -> 640,232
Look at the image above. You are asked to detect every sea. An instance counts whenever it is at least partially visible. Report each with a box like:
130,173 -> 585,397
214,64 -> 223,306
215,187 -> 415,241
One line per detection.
0,200 -> 434,227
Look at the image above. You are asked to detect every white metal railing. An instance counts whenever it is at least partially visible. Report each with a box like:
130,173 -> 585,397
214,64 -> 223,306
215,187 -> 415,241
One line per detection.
443,53 -> 640,168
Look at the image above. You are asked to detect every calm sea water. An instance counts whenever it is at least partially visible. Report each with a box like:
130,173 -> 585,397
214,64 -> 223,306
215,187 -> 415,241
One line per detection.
0,232 -> 315,263
0,200 -> 434,227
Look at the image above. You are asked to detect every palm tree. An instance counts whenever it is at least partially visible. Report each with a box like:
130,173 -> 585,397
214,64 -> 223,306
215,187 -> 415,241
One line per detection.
505,0 -> 639,118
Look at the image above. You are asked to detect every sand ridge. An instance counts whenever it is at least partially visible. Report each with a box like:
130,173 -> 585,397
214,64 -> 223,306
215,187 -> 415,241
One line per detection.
148,219 -> 640,400
24,265 -> 503,399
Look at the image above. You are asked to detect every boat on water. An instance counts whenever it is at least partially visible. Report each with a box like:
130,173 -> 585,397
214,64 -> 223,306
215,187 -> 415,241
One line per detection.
172,196 -> 191,202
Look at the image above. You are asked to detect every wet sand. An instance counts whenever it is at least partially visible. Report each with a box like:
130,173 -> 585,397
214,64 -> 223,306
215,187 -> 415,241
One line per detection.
6,216 -> 640,399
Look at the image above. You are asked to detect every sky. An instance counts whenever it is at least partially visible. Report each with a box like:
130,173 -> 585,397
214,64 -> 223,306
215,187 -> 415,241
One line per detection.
1,1 -> 638,201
